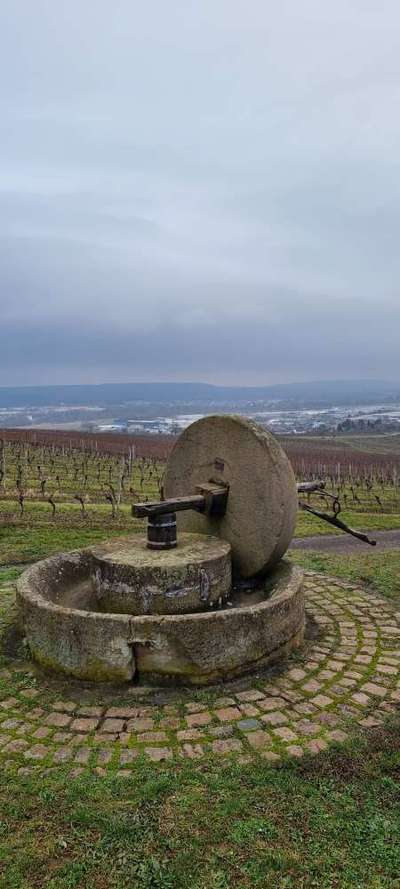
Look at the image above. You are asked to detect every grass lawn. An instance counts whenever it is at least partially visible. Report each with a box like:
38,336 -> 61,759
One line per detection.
294,509 -> 400,538
290,546 -> 400,603
1,726 -> 400,889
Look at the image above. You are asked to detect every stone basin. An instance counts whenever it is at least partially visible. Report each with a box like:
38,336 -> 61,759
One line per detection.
16,542 -> 305,685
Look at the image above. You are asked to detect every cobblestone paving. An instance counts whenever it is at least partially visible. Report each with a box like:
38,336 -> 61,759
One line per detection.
1,571 -> 400,776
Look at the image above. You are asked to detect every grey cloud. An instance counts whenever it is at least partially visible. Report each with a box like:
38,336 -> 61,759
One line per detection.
0,0 -> 399,385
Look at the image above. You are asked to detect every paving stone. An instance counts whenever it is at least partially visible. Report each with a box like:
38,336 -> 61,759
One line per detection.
263,684 -> 285,697
93,733 -> 118,743
214,697 -> 236,707
27,708 -> 45,720
211,739 -> 242,755
185,703 -> 207,713
310,694 -> 334,708
236,689 -> 265,702
287,745 -> 304,758
302,680 -> 322,693
101,718 -> 125,733
20,688 -> 39,699
307,738 -> 328,754
238,703 -> 260,717
237,719 -> 261,732
97,749 -> 113,764
74,748 -> 91,764
209,725 -> 234,738
186,711 -> 212,728
326,729 -> 348,743
4,738 -> 29,753
296,721 -> 320,736
351,692 -> 370,706
182,743 -> 204,759
77,706 -> 104,718
51,701 -> 76,713
45,712 -> 72,728
358,715 -> 383,728
287,668 -> 307,682
70,768 -> 85,778
120,749 -> 139,764
245,731 -> 271,750
53,732 -> 73,744
54,746 -> 72,762
260,711 -> 287,726
258,697 -> 287,712
32,726 -> 52,739
103,706 -> 137,718
117,769 -> 132,778
215,707 -> 241,722
2,718 -> 22,729
261,751 -> 281,763
126,718 -> 154,732
159,717 -> 181,730
376,663 -> 397,675
361,683 -> 387,698
71,717 -> 99,733
145,746 -> 173,761
315,711 -> 339,726
293,702 -> 316,716
177,729 -> 203,741
273,727 -> 299,743
137,731 -> 168,743
0,697 -> 18,709
24,743 -> 47,760
69,733 -> 87,746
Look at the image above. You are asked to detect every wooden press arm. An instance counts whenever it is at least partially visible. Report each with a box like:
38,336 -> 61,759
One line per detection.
133,483 -> 229,520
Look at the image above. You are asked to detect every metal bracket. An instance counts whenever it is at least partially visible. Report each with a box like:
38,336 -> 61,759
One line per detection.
133,483 -> 229,549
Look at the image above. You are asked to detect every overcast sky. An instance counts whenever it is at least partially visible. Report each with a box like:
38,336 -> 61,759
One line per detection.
1,1 -> 399,387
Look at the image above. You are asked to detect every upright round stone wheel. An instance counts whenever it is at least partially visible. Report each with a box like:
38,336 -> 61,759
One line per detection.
164,415 -> 298,578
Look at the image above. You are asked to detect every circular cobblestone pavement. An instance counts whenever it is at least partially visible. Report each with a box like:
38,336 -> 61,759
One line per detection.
1,571 -> 400,777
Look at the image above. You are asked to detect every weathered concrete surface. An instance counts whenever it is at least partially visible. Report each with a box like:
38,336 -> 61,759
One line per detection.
17,551 -> 304,685
16,551 -> 134,682
131,561 -> 304,684
164,415 -> 298,578
90,534 -> 232,615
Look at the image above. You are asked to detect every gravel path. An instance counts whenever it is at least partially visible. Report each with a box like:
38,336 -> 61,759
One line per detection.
291,528 -> 400,554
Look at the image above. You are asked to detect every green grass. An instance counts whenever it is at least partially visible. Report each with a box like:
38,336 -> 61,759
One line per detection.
295,509 -> 400,538
0,524 -> 133,566
1,727 -> 400,888
290,547 -> 400,602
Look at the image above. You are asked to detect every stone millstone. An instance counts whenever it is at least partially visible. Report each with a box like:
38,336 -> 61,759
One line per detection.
164,414 -> 298,578
90,533 -> 232,615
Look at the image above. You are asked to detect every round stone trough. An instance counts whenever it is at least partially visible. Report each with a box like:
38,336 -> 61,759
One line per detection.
16,546 -> 305,685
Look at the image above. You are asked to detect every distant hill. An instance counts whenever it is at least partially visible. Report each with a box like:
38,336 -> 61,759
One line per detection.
0,379 -> 399,409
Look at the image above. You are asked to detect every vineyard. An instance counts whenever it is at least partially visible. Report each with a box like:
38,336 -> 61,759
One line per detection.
284,440 -> 400,514
1,430 -> 400,529
0,437 -> 165,529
